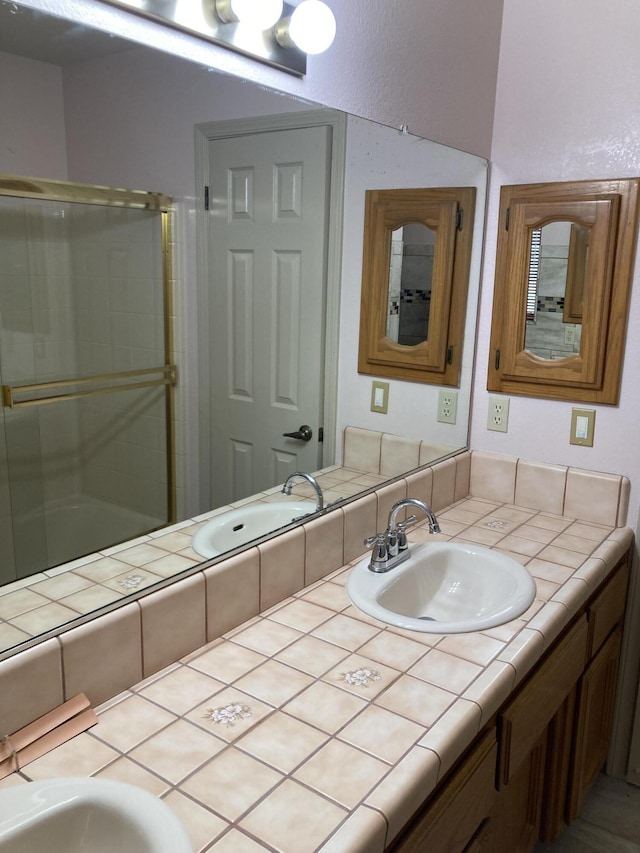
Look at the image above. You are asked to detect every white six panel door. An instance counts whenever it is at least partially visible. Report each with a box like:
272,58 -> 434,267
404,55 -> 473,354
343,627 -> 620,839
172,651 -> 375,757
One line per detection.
208,125 -> 331,507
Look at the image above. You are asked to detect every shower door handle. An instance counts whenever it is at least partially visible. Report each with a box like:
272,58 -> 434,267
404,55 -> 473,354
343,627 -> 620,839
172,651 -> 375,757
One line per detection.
282,424 -> 313,442
2,365 -> 177,409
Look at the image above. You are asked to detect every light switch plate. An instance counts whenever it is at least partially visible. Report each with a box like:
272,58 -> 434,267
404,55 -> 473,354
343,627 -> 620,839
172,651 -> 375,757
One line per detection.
570,408 -> 595,446
370,380 -> 389,414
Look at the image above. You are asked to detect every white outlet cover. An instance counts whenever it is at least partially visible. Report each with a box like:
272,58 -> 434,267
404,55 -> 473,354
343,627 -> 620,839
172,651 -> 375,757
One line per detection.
437,389 -> 458,424
487,395 -> 509,432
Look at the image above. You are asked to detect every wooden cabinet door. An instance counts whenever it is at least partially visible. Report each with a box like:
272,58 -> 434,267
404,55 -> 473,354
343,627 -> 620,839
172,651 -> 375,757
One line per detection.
462,819 -> 493,852
540,688 -> 577,842
486,730 -> 548,853
567,627 -> 622,822
391,731 -> 497,853
498,615 -> 588,786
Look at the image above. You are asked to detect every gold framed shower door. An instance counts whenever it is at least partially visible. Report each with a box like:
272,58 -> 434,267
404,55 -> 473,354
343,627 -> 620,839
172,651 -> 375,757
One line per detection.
0,173 -> 177,524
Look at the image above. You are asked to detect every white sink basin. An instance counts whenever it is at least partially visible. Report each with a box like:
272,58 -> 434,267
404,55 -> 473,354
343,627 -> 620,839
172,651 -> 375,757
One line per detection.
347,541 -> 537,633
192,500 -> 317,558
0,777 -> 192,853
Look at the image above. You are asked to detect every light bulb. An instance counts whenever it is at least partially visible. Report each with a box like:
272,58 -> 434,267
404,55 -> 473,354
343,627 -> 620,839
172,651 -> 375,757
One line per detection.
216,0 -> 283,30
288,0 -> 336,54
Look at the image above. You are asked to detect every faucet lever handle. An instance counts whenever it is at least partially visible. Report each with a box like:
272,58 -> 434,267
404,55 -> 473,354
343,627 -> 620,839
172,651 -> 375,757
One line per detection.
396,515 -> 418,530
364,532 -> 389,568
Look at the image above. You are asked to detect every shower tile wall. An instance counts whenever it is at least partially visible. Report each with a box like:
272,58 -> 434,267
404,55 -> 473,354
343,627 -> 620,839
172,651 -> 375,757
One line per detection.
525,243 -> 582,359
69,204 -> 167,522
0,197 -> 169,583
386,237 -> 402,340
0,197 -> 80,582
387,240 -> 434,344
0,434 -> 11,583
397,244 -> 433,347
386,226 -> 435,347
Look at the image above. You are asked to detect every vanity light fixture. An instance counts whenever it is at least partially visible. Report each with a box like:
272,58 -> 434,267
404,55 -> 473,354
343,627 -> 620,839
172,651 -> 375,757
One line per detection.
274,0 -> 336,55
100,0 -> 336,75
214,0 -> 283,30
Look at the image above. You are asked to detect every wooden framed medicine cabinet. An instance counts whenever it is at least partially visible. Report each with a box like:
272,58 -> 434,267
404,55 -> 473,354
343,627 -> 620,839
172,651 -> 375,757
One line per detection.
358,186 -> 476,386
487,178 -> 640,404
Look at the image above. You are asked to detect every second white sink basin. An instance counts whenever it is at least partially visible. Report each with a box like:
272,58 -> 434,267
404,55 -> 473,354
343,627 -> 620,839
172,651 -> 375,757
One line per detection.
0,777 -> 192,853
347,541 -> 537,633
192,500 -> 317,558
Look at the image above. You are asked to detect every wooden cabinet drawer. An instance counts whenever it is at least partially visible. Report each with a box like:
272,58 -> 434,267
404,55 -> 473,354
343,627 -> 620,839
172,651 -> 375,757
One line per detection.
498,614 -> 588,786
588,559 -> 629,657
391,730 -> 498,853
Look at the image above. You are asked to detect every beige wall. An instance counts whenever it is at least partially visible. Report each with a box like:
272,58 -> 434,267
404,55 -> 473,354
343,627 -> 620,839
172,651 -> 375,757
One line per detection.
0,51 -> 67,177
470,0 -> 640,781
21,0 -> 504,158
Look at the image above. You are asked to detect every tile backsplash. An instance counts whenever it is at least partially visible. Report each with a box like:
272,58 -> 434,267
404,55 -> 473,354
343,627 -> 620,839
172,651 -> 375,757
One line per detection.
342,426 -> 458,475
470,450 -> 629,527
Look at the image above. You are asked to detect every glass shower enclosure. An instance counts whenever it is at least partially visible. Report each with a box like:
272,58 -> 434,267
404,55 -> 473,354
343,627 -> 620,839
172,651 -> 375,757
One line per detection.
0,175 -> 176,586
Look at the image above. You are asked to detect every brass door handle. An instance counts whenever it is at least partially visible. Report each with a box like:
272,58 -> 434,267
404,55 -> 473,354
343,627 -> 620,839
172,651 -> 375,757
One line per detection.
283,424 -> 313,442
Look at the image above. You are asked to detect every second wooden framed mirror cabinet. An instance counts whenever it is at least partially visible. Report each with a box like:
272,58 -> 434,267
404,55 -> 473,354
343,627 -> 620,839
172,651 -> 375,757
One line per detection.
487,177 -> 640,404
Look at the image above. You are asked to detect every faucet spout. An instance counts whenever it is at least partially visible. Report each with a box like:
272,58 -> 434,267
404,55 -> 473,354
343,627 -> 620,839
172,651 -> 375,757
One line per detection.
281,472 -> 324,513
388,498 -> 440,535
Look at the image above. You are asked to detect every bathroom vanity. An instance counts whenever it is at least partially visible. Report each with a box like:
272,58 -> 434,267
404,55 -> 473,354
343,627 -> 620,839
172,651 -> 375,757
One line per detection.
390,551 -> 629,851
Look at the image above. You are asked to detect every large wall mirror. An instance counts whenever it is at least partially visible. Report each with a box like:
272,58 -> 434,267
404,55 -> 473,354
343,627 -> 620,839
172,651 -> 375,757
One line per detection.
0,0 -> 487,659
488,178 -> 640,403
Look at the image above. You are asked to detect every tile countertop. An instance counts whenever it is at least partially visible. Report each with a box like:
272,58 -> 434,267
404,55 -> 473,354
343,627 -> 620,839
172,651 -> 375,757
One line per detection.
0,495 -> 633,853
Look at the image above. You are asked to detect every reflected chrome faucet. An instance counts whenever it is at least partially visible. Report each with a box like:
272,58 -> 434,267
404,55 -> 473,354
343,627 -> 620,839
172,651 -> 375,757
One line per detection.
282,472 -> 324,513
364,498 -> 440,573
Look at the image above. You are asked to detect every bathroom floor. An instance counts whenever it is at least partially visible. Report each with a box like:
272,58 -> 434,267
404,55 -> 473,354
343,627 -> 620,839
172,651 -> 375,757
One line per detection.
533,773 -> 640,852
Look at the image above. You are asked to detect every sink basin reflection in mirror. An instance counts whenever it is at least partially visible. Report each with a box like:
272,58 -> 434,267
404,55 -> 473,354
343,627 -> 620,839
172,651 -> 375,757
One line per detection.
0,777 -> 192,853
192,501 -> 317,558
347,541 -> 537,633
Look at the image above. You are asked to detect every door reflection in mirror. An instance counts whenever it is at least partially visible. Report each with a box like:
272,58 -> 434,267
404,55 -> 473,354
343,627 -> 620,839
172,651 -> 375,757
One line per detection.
524,220 -> 586,361
387,223 -> 436,346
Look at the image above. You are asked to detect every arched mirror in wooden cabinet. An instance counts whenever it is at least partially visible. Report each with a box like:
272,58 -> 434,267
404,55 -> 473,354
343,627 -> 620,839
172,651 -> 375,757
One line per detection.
358,186 -> 476,386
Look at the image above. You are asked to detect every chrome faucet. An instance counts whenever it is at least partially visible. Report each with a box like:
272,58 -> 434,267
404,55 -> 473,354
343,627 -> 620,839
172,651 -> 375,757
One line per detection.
364,498 -> 440,573
282,472 -> 324,513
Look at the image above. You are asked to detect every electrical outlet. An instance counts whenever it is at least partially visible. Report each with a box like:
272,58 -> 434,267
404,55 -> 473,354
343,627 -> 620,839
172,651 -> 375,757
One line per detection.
487,395 -> 510,432
437,389 -> 458,424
